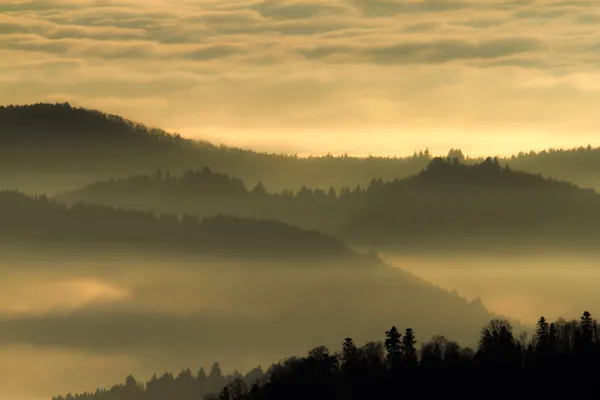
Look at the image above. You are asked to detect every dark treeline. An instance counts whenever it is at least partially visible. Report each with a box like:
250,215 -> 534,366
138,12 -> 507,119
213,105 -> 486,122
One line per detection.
4,103 -> 600,193
0,191 -> 350,259
0,102 -> 209,170
58,157 -> 600,251
52,362 -> 266,400
54,311 -> 600,399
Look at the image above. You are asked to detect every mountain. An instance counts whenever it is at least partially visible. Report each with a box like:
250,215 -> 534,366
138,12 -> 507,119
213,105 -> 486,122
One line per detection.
0,103 -> 430,194
56,158 -> 600,252
4,103 -> 600,195
336,157 -> 600,250
0,190 -> 350,259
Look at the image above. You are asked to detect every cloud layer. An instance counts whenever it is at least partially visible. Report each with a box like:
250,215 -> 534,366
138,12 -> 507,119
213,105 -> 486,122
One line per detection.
2,0 -> 600,155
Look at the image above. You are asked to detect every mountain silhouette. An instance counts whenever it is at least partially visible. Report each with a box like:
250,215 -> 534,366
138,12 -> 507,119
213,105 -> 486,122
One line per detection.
0,190 -> 349,259
4,103 -> 600,194
56,157 -> 600,252
0,103 -> 427,194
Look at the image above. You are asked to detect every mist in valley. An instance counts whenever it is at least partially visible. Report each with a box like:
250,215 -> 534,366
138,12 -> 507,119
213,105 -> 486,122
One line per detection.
0,248 -> 493,400
382,251 -> 600,325
4,247 -> 598,399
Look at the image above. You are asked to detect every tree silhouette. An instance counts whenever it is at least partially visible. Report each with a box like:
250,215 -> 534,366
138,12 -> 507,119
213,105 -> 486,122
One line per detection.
54,310 -> 600,400
535,316 -> 549,351
341,337 -> 359,367
53,155 -> 600,253
384,326 -> 402,368
401,328 -> 417,367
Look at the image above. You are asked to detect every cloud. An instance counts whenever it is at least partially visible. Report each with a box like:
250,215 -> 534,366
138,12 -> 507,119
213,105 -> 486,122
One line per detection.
450,18 -> 507,29
251,1 -> 352,20
299,37 -> 542,65
0,0 -> 75,12
347,0 -> 472,16
184,44 -> 248,61
1,0 -> 600,155
574,14 -> 600,25
403,21 -> 443,33
513,8 -> 572,19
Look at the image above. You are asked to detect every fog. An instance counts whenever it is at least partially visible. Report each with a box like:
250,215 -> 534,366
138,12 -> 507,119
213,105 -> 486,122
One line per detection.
2,246 -> 598,399
0,173 -> 115,197
2,249 -> 600,399
0,248 -> 492,400
381,252 -> 600,325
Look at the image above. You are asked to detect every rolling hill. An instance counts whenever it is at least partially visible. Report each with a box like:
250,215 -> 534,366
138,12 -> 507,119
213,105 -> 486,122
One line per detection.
0,103 -> 430,194
0,190 -> 350,259
56,157 -> 600,252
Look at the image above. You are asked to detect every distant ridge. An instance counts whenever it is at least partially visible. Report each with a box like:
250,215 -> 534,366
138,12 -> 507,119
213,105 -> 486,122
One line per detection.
56,158 -> 600,252
0,190 -> 351,259
3,102 -> 600,193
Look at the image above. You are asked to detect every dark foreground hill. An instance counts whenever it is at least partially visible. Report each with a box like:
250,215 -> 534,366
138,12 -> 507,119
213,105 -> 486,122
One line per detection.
4,103 -> 600,194
53,311 -> 600,400
57,158 -> 600,252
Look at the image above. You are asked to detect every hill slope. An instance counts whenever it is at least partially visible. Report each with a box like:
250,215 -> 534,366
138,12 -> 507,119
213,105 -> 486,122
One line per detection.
0,103 -> 430,194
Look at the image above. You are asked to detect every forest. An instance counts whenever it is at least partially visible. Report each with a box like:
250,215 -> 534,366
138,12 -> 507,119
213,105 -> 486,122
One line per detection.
3,103 -> 600,193
53,310 -> 600,400
57,157 -> 600,251
0,190 -> 350,259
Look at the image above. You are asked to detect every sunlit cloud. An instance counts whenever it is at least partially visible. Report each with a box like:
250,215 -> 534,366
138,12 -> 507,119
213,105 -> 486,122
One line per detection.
2,0 -> 600,155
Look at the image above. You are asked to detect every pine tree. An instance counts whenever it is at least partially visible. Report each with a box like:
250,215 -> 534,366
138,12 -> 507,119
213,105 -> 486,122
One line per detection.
209,362 -> 226,394
581,311 -> 593,333
578,311 -> 594,356
252,182 -> 266,196
384,326 -> 403,366
548,322 -> 557,349
341,337 -> 358,366
401,328 -> 418,366
327,187 -> 337,199
535,316 -> 549,352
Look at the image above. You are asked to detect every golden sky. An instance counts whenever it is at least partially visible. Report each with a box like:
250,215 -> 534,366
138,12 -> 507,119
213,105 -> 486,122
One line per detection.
2,0 -> 600,156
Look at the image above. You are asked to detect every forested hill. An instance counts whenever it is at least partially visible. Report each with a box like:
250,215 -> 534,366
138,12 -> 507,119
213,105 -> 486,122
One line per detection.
53,311 -> 600,400
58,168 -> 251,202
0,191 -> 350,259
0,103 -> 230,171
4,103 -> 600,193
57,158 -> 600,251
0,103 -> 430,193
337,157 -> 600,249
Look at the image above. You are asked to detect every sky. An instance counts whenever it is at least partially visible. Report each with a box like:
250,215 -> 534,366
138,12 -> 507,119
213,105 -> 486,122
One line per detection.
2,0 -> 600,156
